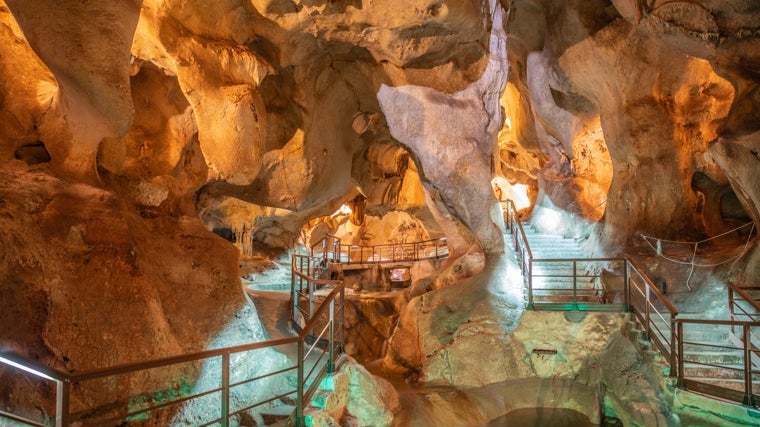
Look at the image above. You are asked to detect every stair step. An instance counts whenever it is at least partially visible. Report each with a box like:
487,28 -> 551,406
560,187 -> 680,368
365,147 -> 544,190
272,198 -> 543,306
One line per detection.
683,364 -> 756,380
683,377 -> 760,394
522,238 -> 579,244
682,351 -> 746,365
530,269 -> 598,275
529,246 -> 586,251
531,278 -> 596,285
530,267 -> 597,274
530,255 -> 588,259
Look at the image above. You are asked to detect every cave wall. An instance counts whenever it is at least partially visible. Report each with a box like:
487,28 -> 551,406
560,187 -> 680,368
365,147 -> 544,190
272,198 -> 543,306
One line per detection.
0,0 -> 759,421
502,0 -> 759,273
0,0 -> 505,419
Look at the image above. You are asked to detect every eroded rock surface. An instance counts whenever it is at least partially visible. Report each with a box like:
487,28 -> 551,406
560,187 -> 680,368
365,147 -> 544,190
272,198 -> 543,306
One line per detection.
1,0 -> 759,424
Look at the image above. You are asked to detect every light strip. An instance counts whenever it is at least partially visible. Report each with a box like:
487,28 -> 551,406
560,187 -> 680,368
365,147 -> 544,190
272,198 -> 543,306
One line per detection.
0,355 -> 58,382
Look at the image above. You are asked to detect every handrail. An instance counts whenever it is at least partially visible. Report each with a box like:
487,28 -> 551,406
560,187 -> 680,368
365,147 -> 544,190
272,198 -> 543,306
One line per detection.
626,259 -> 679,315
69,336 -> 301,382
309,234 -> 448,265
502,199 -> 760,408
502,199 -> 533,260
728,282 -> 760,315
1,261 -> 345,427
673,318 -> 759,407
505,198 -> 682,383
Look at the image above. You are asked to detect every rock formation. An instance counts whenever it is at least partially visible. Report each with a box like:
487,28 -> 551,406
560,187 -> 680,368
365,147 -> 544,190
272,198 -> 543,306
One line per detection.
0,0 -> 758,424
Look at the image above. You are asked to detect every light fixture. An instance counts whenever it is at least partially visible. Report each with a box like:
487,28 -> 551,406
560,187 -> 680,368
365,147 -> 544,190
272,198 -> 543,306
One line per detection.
0,354 -> 58,382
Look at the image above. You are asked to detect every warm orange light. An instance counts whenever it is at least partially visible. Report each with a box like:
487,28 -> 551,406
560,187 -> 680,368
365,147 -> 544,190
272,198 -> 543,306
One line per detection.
492,178 -> 531,210
338,204 -> 352,215
508,183 -> 531,210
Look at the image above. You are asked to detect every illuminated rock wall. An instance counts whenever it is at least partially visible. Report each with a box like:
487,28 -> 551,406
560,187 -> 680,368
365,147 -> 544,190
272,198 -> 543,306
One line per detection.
0,0 -> 758,422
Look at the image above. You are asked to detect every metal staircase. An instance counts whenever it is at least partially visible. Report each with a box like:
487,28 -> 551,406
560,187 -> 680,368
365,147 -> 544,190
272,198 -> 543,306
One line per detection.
518,221 -> 601,306
502,199 -> 760,408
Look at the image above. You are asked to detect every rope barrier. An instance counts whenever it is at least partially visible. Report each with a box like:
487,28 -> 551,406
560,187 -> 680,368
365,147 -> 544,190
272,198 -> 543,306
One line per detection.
567,199 -> 607,216
642,221 -> 755,245
640,221 -> 757,290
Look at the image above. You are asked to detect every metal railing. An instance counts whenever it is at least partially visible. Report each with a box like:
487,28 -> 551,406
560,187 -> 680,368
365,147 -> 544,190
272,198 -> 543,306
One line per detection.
2,263 -> 344,427
728,283 -> 760,370
503,199 -> 632,312
502,198 -> 759,407
291,253 -> 345,343
675,319 -> 759,407
625,258 -> 679,369
310,234 -> 448,265
729,283 -> 760,324
502,200 -> 532,279
527,257 -> 628,311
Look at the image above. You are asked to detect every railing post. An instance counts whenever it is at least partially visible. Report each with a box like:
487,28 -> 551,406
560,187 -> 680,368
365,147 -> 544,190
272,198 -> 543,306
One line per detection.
528,259 -> 534,310
292,255 -> 298,325
328,299 -> 335,374
339,285 -> 345,347
729,287 -> 736,336
572,260 -> 578,306
677,321 -> 685,388
308,280 -> 315,318
221,353 -> 230,427
296,339 -> 305,426
645,284 -> 651,340
56,378 -> 70,427
743,324 -> 755,407
623,261 -> 630,312
669,313 -> 677,378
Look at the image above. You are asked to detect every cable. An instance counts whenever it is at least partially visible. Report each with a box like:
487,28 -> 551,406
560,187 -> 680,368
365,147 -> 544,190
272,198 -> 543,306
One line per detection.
639,222 -> 756,269
641,221 -> 754,245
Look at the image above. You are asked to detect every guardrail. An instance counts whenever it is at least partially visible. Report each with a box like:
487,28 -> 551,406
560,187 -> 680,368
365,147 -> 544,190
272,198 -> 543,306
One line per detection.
502,200 -> 532,279
676,318 -> 759,407
2,265 -> 344,427
728,283 -> 760,372
729,283 -> 760,324
502,199 -> 759,407
626,258 -> 680,370
291,253 -> 345,344
310,234 -> 448,265
526,257 -> 627,311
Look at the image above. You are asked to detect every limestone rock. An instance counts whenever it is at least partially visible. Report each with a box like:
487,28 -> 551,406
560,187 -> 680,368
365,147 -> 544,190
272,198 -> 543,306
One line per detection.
0,163 -> 243,417
312,358 -> 400,427
5,0 -> 140,178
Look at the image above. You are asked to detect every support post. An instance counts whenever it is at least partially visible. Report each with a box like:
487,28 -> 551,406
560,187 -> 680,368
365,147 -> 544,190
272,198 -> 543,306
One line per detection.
645,284 -> 651,340
340,285 -> 345,346
677,321 -> 685,388
572,260 -> 578,306
308,281 -> 315,318
221,353 -> 230,427
296,340 -> 305,426
669,314 -> 677,378
743,324 -> 755,407
56,379 -> 70,427
527,259 -> 534,310
623,261 -> 630,312
328,299 -> 335,374
292,255 -> 298,325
